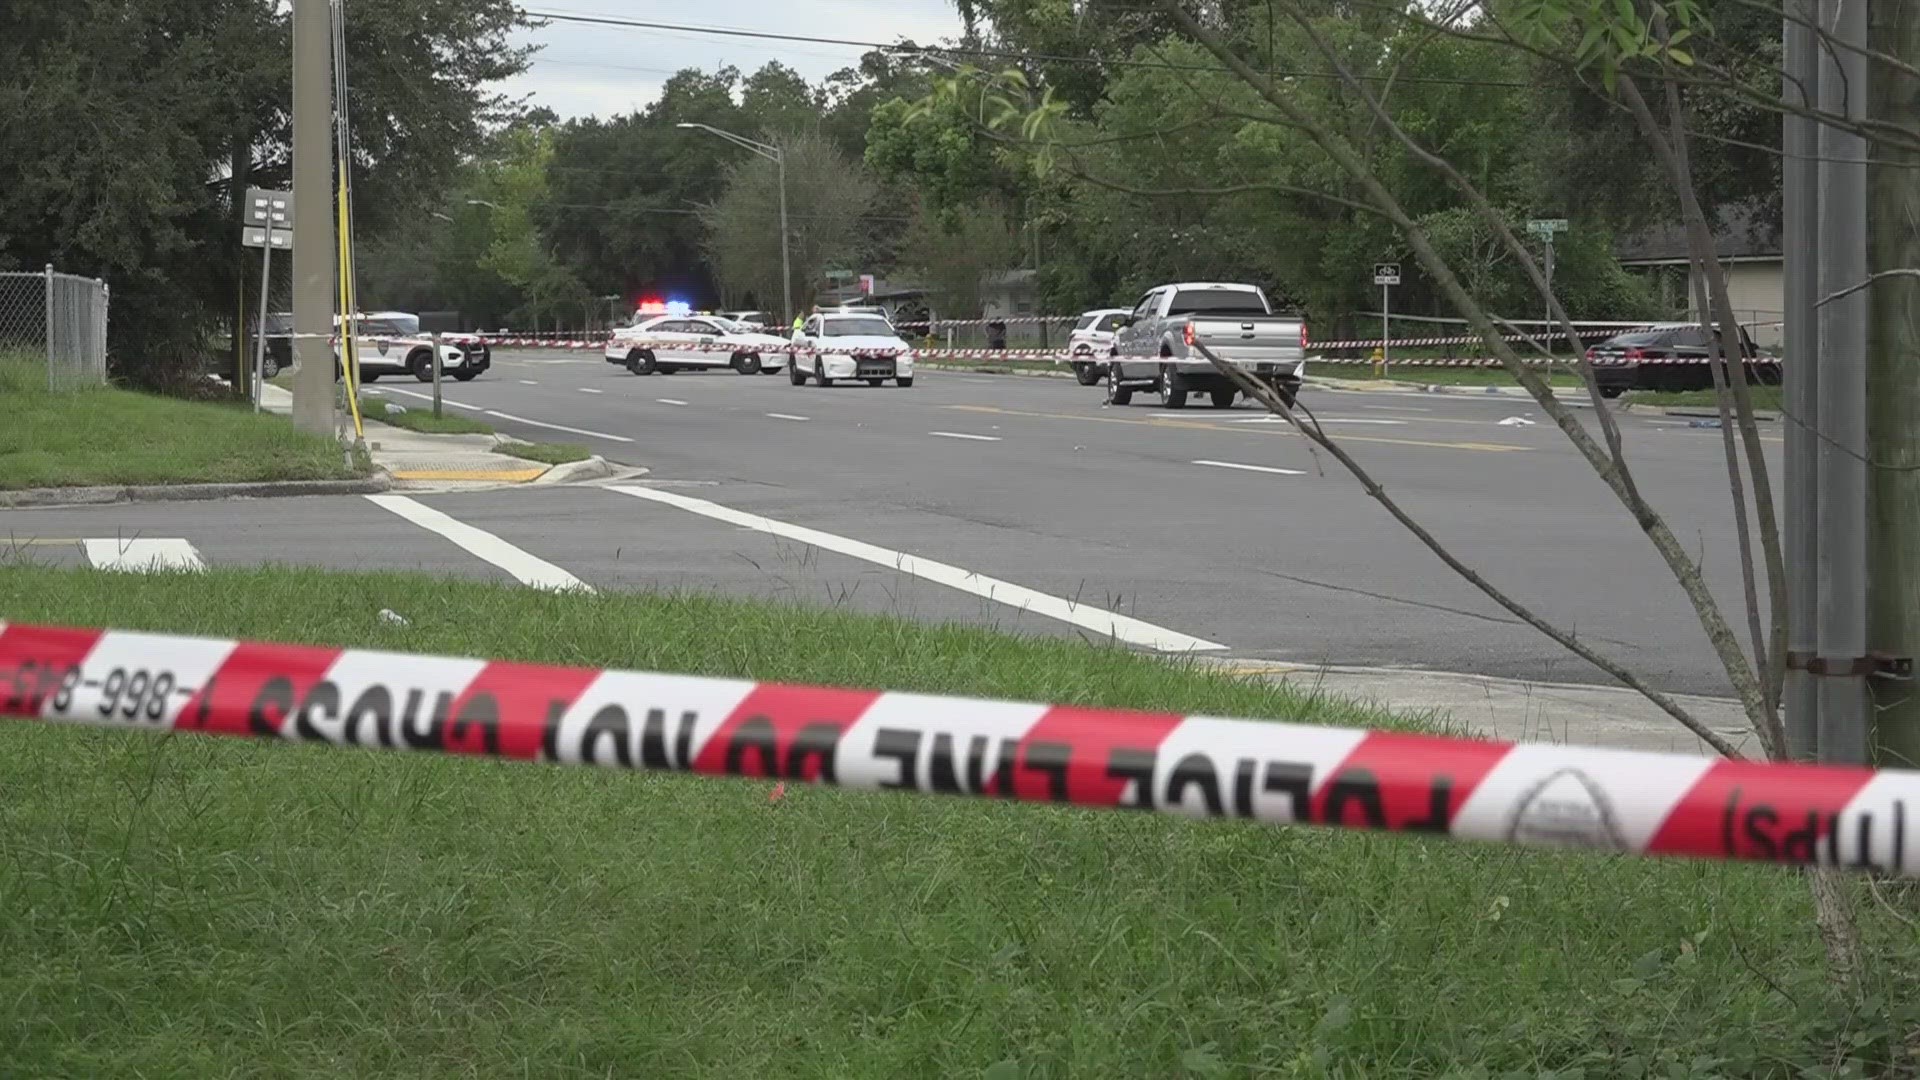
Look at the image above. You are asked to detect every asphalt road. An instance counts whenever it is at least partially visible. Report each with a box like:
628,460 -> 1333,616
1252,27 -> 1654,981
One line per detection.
2,348 -> 1778,697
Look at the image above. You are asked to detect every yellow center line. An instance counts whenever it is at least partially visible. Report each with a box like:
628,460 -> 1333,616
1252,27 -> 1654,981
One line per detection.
944,405 -> 1530,454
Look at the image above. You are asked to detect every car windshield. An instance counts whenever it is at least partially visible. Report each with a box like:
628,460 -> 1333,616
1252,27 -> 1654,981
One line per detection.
1096,313 -> 1127,331
1166,289 -> 1270,316
821,317 -> 894,337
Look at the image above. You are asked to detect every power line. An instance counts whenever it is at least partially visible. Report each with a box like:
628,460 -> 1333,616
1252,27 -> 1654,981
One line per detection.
520,8 -> 1534,89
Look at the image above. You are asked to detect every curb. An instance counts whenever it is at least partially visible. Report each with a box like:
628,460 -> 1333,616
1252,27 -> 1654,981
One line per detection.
534,456 -> 617,485
1617,402 -> 1780,421
923,363 -> 1075,380
0,473 -> 392,509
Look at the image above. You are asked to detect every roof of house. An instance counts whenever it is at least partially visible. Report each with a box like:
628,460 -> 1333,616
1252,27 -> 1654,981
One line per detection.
1616,200 -> 1781,264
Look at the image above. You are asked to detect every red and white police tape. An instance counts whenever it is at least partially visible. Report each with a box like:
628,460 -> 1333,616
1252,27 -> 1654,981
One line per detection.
2,622 -> 1914,875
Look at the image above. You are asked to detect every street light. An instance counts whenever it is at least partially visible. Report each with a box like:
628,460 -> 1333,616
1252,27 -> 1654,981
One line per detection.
676,122 -> 792,327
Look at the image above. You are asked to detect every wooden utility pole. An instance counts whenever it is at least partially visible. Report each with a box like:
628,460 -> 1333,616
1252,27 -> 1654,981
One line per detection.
1868,0 -> 1920,766
290,0 -> 336,436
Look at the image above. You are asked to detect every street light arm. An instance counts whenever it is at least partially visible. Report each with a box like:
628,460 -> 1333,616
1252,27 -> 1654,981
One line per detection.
674,122 -> 781,162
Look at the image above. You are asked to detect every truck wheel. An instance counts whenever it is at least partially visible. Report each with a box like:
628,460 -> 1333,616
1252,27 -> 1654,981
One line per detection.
1162,368 -> 1188,409
259,354 -> 282,380
626,350 -> 656,375
1107,378 -> 1133,406
410,351 -> 434,382
1210,388 -> 1235,409
732,353 -> 761,375
788,356 -> 806,385
1277,386 -> 1298,408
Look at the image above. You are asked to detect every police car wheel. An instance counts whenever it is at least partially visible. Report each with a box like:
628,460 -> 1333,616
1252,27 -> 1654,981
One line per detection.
787,358 -> 806,385
453,371 -> 478,382
626,350 -> 656,376
897,377 -> 914,388
409,351 -> 434,382
731,353 -> 761,375
260,354 -> 281,380
361,371 -> 380,383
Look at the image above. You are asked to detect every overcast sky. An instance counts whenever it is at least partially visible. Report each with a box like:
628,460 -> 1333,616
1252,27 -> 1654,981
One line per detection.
500,2 -> 967,119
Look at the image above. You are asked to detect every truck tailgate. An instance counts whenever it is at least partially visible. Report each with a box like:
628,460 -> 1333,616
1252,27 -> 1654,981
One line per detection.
1190,316 -> 1304,364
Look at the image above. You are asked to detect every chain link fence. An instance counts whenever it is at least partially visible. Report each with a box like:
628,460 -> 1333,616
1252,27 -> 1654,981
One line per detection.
0,267 -> 110,389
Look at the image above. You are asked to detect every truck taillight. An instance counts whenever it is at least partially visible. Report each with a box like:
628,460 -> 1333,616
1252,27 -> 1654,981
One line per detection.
1183,323 -> 1195,347
1300,323 -> 1309,349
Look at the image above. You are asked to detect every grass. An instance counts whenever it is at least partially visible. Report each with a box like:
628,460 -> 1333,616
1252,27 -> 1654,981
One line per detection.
497,440 -> 591,465
0,358 -> 361,490
357,394 -> 494,435
1627,385 -> 1785,412
2,563 -> 1916,1076
1351,364 -> 1585,388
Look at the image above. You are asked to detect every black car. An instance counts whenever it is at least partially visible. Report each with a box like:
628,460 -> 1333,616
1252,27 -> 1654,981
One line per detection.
1585,323 -> 1780,398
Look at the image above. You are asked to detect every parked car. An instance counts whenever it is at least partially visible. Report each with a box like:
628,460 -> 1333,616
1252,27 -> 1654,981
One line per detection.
722,310 -> 773,332
605,313 -> 790,375
787,312 -> 915,387
1585,323 -> 1779,398
343,311 -> 489,383
1108,283 -> 1306,408
1067,308 -> 1130,385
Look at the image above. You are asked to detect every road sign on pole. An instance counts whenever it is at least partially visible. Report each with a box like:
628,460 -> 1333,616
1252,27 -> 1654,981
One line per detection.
1373,264 -> 1400,376
1527,220 -> 1569,334
1527,218 -> 1570,238
1373,262 -> 1401,286
240,189 -> 294,413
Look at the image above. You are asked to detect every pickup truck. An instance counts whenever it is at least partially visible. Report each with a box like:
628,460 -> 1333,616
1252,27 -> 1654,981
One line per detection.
1107,282 -> 1306,408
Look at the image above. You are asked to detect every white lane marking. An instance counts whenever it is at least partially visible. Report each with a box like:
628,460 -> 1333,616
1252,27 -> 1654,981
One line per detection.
928,431 -> 1002,442
608,486 -> 1225,654
82,538 -> 205,572
1362,404 -> 1430,412
518,379 -> 539,385
1230,416 -> 1405,426
380,387 -> 483,411
579,387 -> 604,394
365,495 -> 592,592
1192,459 -> 1306,477
766,413 -> 810,422
657,398 -> 688,406
481,409 -> 633,443
364,388 -> 385,396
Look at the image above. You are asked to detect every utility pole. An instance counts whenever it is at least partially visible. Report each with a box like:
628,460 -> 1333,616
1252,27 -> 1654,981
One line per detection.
290,0 -> 336,436
1867,0 -> 1920,766
1814,0 -> 1870,765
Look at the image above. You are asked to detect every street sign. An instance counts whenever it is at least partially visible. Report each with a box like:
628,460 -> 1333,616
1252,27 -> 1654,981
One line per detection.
243,188 -> 292,229
1527,218 -> 1570,237
1373,262 -> 1401,286
242,227 -> 293,250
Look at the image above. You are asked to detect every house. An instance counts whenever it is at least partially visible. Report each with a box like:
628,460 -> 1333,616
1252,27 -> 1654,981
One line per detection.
1616,202 -> 1783,347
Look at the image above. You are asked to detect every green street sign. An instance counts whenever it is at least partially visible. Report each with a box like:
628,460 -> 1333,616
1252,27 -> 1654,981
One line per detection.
1527,218 -> 1570,237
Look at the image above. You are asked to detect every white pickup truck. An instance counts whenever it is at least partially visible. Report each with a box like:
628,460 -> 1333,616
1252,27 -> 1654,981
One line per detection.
1107,282 -> 1306,408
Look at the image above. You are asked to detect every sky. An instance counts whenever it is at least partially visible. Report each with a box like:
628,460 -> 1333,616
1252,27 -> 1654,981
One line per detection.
500,1 -> 968,119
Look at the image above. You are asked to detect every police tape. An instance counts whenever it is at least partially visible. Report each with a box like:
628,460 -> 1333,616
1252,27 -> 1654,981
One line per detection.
1312,327 -> 1654,350
3,622 -> 1915,876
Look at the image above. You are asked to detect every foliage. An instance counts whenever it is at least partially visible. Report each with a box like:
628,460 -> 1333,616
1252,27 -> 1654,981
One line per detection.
698,130 -> 878,316
898,203 -> 1023,320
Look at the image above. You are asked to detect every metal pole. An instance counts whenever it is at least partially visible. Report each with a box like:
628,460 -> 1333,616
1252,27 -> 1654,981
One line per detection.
1544,237 -> 1556,357
253,243 -> 273,413
1380,282 -> 1390,377
776,150 -> 793,328
44,264 -> 53,391
290,0 -> 336,436
1815,0 -> 1870,765
432,331 -> 443,418
1866,0 -> 1920,766
1783,0 -> 1821,760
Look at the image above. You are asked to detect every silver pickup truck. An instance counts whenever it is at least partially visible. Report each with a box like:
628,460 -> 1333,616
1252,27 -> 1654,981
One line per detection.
1107,282 -> 1306,408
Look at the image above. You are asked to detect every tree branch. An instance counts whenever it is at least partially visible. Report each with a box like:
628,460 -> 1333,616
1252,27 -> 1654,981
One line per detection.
1818,268 -> 1920,308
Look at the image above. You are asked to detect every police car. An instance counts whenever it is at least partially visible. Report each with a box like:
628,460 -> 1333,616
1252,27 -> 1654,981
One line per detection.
342,312 -> 489,383
786,312 -> 915,387
605,313 -> 792,375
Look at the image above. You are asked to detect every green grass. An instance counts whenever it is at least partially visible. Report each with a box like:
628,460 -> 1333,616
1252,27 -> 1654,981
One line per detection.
1627,385 -> 1785,412
358,394 -> 494,435
0,359 -> 361,490
497,440 -> 591,465
1,564 -> 1915,1077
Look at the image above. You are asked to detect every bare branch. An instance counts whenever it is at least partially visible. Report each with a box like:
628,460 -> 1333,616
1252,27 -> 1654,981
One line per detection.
1818,268 -> 1920,308
1192,339 -> 1745,759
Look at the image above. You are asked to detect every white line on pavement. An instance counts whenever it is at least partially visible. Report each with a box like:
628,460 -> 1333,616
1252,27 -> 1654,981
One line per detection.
579,387 -> 603,394
608,485 -> 1225,654
1230,416 -> 1406,426
379,387 -> 484,411
1192,460 -> 1306,476
365,495 -> 592,592
928,431 -> 1002,442
766,413 -> 810,422
81,538 -> 205,572
658,398 -> 688,406
1362,404 -> 1430,412
481,409 -> 634,443
518,379 -> 539,385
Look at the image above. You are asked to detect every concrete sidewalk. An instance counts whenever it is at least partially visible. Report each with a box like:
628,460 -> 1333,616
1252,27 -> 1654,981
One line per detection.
259,384 -> 620,488
1214,658 -> 1754,756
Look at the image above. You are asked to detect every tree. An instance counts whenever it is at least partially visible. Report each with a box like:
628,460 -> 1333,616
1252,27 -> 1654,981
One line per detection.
899,203 -> 1023,320
0,0 -> 531,385
698,131 -> 878,314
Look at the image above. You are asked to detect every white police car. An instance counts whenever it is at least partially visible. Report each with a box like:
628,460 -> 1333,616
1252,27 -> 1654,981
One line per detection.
786,312 -> 915,387
605,314 -> 792,375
